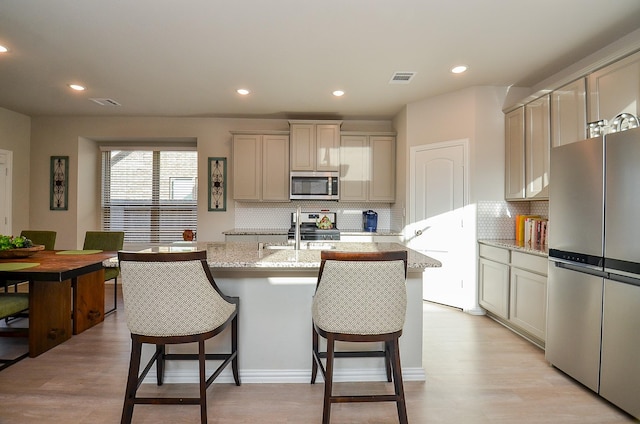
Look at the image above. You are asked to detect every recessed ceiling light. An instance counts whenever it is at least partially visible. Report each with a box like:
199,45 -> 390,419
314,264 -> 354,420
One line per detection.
451,65 -> 468,74
237,88 -> 250,95
0,45 -> 8,53
332,90 -> 345,97
69,84 -> 86,91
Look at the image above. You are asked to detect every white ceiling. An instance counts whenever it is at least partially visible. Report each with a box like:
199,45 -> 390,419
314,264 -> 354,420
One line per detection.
1,0 -> 640,120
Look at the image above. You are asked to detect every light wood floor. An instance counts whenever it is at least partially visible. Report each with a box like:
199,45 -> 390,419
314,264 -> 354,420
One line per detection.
0,285 -> 637,424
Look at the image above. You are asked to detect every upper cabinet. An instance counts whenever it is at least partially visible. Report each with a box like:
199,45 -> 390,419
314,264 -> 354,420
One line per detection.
340,133 -> 396,202
505,107 -> 525,200
505,95 -> 551,201
551,78 -> 587,147
289,120 -> 341,171
588,50 -> 640,125
232,132 -> 290,202
525,95 -> 550,199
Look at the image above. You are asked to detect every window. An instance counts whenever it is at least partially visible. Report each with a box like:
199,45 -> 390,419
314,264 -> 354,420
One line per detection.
101,149 -> 197,245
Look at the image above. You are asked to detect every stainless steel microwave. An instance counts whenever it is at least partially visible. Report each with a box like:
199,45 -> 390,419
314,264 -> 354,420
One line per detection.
290,171 -> 339,200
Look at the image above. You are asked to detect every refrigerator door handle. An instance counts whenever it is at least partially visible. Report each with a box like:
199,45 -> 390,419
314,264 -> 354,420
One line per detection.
606,271 -> 640,287
551,259 -> 608,278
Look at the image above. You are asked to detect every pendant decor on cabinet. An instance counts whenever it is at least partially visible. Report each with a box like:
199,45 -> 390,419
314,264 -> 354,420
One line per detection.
208,157 -> 227,211
50,156 -> 68,210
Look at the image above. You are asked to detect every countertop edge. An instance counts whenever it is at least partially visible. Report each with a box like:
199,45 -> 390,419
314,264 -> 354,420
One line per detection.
478,239 -> 548,257
223,229 -> 403,236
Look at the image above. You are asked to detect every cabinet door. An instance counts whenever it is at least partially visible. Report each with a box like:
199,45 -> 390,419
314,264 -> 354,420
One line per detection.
505,107 -> 525,200
509,267 -> 546,341
551,78 -> 587,147
262,135 -> 290,201
369,136 -> 395,202
232,134 -> 261,200
525,95 -> 550,199
339,135 -> 368,201
316,124 -> 340,171
478,258 -> 510,319
290,124 -> 315,171
589,50 -> 640,124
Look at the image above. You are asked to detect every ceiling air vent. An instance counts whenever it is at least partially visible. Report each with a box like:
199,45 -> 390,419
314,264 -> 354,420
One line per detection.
389,71 -> 416,84
89,98 -> 121,106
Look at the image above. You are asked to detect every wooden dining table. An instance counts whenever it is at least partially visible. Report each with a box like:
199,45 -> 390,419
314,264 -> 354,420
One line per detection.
0,249 -> 118,357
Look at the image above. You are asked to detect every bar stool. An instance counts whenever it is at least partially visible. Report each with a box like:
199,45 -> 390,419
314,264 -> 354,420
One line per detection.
311,250 -> 409,424
118,250 -> 239,424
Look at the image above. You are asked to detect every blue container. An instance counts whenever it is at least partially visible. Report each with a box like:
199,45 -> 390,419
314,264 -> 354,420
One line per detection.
362,210 -> 378,232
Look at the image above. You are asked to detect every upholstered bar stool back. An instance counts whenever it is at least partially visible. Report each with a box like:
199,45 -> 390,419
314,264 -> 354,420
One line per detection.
118,250 -> 239,424
311,250 -> 409,424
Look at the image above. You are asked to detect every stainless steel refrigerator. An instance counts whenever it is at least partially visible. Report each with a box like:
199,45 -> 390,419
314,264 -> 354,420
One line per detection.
547,126 -> 640,419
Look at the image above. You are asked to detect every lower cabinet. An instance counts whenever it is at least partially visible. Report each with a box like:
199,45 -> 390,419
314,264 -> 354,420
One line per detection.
478,243 -> 548,346
479,245 -> 510,319
510,265 -> 547,340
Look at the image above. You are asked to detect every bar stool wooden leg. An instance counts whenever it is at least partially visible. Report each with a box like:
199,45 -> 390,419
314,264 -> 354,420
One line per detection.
198,340 -> 207,424
311,325 -> 319,384
391,338 -> 408,424
121,339 -> 142,424
322,335 -> 336,424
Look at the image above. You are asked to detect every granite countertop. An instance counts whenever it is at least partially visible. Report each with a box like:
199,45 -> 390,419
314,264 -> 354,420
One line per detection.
478,239 -> 548,257
223,228 -> 403,237
223,228 -> 289,235
200,241 -> 440,270
339,230 -> 403,236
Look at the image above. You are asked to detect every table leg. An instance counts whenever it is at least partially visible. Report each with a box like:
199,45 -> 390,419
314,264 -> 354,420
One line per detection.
29,279 -> 72,357
73,269 -> 105,334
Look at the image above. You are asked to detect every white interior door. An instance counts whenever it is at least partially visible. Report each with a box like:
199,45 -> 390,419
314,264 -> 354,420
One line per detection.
408,140 -> 467,308
0,150 -> 12,235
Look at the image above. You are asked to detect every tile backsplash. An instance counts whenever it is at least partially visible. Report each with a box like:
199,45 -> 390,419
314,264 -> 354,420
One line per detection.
235,199 -> 548,239
234,202 -> 391,231
477,200 -> 549,239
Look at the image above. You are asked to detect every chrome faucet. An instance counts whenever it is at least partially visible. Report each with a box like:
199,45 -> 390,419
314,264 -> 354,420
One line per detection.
294,205 -> 302,250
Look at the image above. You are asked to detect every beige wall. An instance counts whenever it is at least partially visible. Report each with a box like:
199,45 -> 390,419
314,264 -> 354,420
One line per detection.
29,116 -> 394,249
403,86 -> 508,205
0,107 -> 31,235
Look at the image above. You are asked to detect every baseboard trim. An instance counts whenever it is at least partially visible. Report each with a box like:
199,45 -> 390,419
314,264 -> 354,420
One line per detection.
147,367 -> 426,384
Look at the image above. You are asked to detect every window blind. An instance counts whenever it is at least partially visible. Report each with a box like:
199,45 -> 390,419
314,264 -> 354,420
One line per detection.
101,150 -> 197,245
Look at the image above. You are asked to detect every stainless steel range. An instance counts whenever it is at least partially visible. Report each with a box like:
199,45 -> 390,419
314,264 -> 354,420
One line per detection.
287,211 -> 340,241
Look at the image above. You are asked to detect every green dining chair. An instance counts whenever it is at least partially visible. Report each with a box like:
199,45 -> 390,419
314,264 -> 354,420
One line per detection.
83,231 -> 125,315
20,230 -> 57,250
2,230 -> 57,294
0,292 -> 29,370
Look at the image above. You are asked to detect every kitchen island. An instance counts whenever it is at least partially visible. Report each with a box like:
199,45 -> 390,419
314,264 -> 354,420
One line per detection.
143,242 -> 440,384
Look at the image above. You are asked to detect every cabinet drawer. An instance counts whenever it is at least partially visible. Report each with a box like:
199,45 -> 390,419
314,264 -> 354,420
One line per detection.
479,244 -> 510,263
511,251 -> 548,275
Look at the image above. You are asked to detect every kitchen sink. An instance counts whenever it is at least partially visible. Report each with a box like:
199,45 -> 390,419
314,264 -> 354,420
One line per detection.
263,242 -> 336,250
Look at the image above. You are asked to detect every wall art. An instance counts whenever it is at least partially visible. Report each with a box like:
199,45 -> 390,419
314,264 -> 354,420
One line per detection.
50,156 -> 69,210
208,157 -> 227,211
